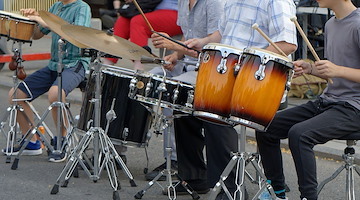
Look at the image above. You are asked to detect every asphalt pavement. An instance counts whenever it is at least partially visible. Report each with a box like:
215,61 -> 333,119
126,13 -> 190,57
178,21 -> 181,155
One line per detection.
0,35 -> 359,200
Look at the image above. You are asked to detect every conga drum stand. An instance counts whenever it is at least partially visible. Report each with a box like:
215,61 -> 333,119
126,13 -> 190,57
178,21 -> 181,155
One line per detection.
208,125 -> 277,200
10,39 -> 75,169
135,113 -> 200,200
50,51 -> 136,200
0,42 -> 54,165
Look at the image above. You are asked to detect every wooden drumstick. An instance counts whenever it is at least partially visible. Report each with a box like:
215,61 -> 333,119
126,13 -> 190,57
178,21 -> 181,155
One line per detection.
132,0 -> 154,31
290,17 -> 333,84
252,23 -> 287,57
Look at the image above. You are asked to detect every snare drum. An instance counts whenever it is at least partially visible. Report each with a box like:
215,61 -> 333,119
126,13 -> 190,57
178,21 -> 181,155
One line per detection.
229,48 -> 293,131
8,13 -> 37,42
0,11 -> 12,37
128,72 -> 195,113
77,67 -> 152,147
193,43 -> 243,124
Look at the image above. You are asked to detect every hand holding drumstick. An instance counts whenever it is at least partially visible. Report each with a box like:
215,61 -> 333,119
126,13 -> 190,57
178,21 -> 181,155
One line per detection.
290,17 -> 333,84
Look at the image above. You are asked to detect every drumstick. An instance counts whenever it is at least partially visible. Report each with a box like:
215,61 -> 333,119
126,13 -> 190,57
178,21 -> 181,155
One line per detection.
132,0 -> 154,31
151,30 -> 201,54
252,23 -> 287,57
290,17 -> 333,84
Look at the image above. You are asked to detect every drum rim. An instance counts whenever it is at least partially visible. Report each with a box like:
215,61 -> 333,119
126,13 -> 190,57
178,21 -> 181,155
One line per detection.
134,71 -> 195,87
243,47 -> 293,69
228,115 -> 267,131
9,13 -> 37,23
203,43 -> 243,56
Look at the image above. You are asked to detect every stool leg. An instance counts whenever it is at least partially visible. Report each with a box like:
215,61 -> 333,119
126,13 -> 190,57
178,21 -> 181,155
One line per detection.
317,164 -> 346,195
346,165 -> 356,200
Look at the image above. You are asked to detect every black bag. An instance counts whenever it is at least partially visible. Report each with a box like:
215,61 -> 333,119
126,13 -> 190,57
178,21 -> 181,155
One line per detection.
118,0 -> 163,18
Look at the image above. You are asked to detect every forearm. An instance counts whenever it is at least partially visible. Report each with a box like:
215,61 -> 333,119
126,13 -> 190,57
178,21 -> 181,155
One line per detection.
32,25 -> 44,40
336,66 -> 360,83
265,41 -> 297,56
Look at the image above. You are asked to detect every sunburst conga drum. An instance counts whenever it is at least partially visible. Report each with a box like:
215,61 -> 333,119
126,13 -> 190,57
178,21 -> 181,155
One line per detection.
229,48 -> 293,131
8,13 -> 37,43
193,43 -> 243,125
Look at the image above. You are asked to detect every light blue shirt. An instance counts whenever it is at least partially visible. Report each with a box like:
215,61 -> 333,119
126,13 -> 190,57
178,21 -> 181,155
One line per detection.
219,0 -> 297,49
40,0 -> 91,71
156,0 -> 178,11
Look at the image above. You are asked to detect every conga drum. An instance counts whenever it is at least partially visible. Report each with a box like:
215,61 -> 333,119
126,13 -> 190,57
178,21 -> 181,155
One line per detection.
7,13 -> 37,42
193,43 -> 243,125
0,11 -> 12,37
229,48 -> 293,131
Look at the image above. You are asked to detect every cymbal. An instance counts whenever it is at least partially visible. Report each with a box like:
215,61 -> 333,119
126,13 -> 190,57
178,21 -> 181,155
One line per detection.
61,24 -> 154,60
38,10 -> 88,48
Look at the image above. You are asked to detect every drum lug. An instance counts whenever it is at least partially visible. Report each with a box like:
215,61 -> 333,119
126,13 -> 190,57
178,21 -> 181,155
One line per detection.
173,87 -> 179,103
129,78 -> 137,98
195,52 -> 202,71
186,90 -> 194,108
234,63 -> 241,76
146,82 -> 153,96
217,53 -> 228,74
255,55 -> 270,81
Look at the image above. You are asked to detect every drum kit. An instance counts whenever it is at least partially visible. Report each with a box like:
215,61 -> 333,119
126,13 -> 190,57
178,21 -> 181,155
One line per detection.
0,8 -> 296,200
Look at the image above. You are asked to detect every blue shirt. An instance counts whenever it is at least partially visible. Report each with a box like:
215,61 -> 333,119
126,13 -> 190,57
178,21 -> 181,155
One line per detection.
156,0 -> 178,11
40,0 -> 91,71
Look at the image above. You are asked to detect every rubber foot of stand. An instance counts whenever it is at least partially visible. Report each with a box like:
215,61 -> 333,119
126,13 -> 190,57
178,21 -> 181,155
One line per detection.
5,156 -> 11,163
93,180 -> 98,183
130,179 -> 137,187
191,192 -> 200,200
73,168 -> 79,178
11,158 -> 19,170
143,168 -> 148,174
134,190 -> 145,199
61,180 -> 69,187
113,191 -> 120,200
51,184 -> 59,194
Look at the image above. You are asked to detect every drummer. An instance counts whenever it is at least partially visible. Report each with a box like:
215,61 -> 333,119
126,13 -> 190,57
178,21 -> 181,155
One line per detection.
150,0 -> 239,197
151,0 -> 297,199
2,0 -> 91,162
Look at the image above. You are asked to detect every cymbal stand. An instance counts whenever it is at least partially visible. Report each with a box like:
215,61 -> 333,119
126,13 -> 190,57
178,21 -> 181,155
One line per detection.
10,39 -> 76,170
208,126 -> 276,200
0,42 -> 53,164
134,67 -> 199,200
50,51 -> 136,200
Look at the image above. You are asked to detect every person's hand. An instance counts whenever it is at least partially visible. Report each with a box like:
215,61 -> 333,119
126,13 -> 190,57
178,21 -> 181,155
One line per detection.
293,60 -> 312,78
183,38 -> 204,58
314,60 -> 342,79
20,8 -> 39,17
162,53 -> 179,71
151,32 -> 176,50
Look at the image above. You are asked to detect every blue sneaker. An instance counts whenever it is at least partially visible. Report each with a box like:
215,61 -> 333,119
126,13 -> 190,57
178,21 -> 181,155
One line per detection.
2,140 -> 42,156
258,190 -> 288,200
48,151 -> 67,163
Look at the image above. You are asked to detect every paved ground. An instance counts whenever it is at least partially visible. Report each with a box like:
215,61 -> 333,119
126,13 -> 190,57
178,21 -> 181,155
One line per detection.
0,35 -> 359,200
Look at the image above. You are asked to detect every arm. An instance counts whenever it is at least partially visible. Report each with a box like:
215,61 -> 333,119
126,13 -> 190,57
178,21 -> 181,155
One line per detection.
265,41 -> 297,56
20,9 -> 45,40
183,30 -> 221,57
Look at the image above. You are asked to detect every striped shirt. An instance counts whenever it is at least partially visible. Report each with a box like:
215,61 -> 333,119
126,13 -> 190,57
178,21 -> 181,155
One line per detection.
40,0 -> 91,71
219,0 -> 297,49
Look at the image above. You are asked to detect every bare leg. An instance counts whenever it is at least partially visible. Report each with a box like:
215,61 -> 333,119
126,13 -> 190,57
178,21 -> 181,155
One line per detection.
48,86 -> 67,137
8,88 -> 36,142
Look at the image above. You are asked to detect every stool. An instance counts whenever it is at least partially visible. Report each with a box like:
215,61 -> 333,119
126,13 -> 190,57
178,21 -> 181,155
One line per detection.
317,132 -> 360,200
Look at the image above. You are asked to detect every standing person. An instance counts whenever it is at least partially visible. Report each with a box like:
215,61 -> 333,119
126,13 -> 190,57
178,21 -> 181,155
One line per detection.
2,0 -> 91,162
256,0 -> 360,200
155,0 -> 297,199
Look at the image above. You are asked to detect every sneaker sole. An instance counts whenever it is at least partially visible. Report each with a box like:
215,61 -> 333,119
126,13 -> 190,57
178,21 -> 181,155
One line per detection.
2,149 -> 42,156
48,155 -> 67,163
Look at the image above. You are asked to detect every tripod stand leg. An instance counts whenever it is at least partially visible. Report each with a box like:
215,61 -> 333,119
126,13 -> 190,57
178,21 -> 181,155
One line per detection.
209,155 -> 239,200
135,169 -> 168,199
317,164 -> 346,195
51,131 -> 94,194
